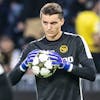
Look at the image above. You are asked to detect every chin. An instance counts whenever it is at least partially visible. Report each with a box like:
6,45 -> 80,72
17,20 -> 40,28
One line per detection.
47,34 -> 55,37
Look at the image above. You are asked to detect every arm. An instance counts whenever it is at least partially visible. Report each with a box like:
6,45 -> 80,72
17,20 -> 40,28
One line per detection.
8,43 -> 40,86
9,54 -> 39,85
71,36 -> 96,81
49,36 -> 96,81
8,44 -> 31,85
71,59 -> 96,81
8,63 -> 26,86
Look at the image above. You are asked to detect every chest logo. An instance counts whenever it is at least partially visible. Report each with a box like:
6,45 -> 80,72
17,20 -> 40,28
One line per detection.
60,45 -> 68,53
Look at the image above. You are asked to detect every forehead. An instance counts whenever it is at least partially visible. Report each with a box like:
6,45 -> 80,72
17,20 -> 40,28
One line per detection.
41,14 -> 61,22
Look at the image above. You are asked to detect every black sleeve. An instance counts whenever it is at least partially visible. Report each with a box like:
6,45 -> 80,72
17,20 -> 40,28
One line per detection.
0,73 -> 13,100
72,59 -> 96,81
8,66 -> 26,85
8,43 -> 33,85
71,36 -> 96,81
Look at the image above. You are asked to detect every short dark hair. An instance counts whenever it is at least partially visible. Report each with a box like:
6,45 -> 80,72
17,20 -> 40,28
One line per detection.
40,3 -> 64,19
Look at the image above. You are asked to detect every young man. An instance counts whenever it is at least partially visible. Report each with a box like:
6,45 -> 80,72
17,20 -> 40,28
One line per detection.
0,64 -> 13,100
9,3 -> 96,100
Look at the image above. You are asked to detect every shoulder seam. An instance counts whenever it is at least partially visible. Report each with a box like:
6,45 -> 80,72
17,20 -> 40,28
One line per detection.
64,32 -> 78,37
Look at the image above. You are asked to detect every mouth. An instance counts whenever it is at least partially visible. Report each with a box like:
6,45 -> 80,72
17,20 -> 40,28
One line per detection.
47,30 -> 53,34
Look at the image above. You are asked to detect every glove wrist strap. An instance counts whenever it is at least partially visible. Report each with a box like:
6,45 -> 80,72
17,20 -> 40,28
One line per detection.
67,64 -> 73,72
20,61 -> 28,72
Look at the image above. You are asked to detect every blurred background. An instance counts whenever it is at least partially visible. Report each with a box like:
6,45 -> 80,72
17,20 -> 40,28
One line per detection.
0,0 -> 100,100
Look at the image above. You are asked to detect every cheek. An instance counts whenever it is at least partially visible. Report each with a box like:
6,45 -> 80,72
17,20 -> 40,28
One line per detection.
54,24 -> 61,30
42,24 -> 47,30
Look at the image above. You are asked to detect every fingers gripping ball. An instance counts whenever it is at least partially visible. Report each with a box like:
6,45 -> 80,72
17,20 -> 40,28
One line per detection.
48,51 -> 73,72
20,49 -> 41,72
30,50 -> 57,78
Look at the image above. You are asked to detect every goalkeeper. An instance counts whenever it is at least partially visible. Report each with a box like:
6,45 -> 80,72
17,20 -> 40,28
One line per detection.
9,3 -> 96,100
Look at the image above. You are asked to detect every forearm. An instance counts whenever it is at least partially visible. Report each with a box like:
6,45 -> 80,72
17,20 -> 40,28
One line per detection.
8,66 -> 27,86
71,60 -> 96,81
8,49 -> 39,85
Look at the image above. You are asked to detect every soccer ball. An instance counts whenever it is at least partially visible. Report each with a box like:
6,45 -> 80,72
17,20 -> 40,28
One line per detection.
29,50 -> 57,78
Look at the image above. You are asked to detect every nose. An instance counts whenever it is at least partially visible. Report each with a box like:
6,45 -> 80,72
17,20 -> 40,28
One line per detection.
47,24 -> 52,30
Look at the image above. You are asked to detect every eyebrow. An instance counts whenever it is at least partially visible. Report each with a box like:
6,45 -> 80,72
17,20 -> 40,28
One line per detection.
43,20 -> 58,24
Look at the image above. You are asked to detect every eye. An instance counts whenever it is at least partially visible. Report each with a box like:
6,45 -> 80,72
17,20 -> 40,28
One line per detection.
43,21 -> 48,25
51,22 -> 57,25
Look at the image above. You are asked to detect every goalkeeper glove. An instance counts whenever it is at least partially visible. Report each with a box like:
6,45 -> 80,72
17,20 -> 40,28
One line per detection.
20,49 -> 40,72
48,51 -> 73,72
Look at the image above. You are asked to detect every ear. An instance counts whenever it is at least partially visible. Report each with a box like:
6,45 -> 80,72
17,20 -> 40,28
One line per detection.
61,18 -> 64,26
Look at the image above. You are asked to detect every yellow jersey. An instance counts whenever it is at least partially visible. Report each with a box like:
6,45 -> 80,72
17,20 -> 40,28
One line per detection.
75,11 -> 100,53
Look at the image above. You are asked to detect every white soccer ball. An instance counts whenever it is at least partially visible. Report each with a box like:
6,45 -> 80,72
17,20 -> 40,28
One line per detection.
30,50 -> 57,78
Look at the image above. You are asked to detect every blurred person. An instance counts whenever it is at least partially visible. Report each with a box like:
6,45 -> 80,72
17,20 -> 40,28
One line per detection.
5,0 -> 24,48
0,63 -> 13,100
65,0 -> 88,33
0,35 -> 21,72
8,3 -> 96,100
75,0 -> 100,73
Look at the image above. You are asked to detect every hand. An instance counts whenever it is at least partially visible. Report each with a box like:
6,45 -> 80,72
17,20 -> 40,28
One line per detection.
20,49 -> 40,71
48,51 -> 73,72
